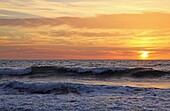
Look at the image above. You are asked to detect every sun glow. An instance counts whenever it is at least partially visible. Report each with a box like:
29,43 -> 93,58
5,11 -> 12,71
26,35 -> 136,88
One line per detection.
140,51 -> 150,60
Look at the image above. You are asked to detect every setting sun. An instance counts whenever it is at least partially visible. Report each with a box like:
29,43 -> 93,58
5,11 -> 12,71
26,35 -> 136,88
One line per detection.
140,51 -> 150,59
0,0 -> 170,110
0,0 -> 170,60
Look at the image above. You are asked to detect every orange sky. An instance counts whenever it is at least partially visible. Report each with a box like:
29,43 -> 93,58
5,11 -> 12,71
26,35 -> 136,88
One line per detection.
0,0 -> 170,60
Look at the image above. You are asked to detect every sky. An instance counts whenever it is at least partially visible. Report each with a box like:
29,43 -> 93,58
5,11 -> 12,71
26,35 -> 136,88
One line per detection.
0,0 -> 170,60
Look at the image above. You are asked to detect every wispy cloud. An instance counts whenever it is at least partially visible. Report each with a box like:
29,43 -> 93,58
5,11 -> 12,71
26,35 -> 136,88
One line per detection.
0,0 -> 170,18
0,12 -> 170,29
0,0 -> 170,59
0,22 -> 169,59
0,9 -> 42,18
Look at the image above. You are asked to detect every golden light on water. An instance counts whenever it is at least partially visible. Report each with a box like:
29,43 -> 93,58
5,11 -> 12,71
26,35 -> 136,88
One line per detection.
140,51 -> 150,60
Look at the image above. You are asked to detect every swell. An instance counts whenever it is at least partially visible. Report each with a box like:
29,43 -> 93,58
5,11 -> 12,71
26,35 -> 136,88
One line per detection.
0,66 -> 169,78
1,81 -> 169,95
0,81 -> 81,95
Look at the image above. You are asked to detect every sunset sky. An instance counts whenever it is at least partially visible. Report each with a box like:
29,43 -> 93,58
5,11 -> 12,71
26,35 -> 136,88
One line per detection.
0,0 -> 170,60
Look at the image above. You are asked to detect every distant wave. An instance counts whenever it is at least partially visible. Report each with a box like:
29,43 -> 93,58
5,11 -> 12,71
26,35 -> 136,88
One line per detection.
0,81 -> 169,95
0,67 -> 32,75
0,66 -> 169,78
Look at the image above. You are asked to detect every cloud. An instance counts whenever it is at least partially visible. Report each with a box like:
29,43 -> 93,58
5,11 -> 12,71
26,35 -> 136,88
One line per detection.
0,9 -> 42,18
0,12 -> 170,29
0,1 -> 170,59
45,0 -> 82,2
138,30 -> 170,37
1,0 -> 170,18
39,31 -> 133,37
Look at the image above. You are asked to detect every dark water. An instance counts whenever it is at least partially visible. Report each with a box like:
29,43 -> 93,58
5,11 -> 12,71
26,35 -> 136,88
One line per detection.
0,60 -> 170,71
0,60 -> 169,88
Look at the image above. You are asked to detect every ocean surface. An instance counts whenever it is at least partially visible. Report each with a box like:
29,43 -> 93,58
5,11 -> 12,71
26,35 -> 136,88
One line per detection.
0,60 -> 170,88
0,60 -> 169,110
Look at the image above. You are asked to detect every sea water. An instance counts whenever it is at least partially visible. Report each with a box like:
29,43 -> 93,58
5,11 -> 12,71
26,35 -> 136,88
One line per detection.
0,60 -> 169,110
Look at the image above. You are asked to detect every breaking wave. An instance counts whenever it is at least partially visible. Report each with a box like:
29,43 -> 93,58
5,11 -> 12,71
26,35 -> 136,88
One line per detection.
0,66 -> 169,78
1,81 -> 169,95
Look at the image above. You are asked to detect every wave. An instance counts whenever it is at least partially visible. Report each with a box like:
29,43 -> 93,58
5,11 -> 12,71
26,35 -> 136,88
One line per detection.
0,81 -> 81,95
0,81 -> 169,95
0,66 -> 169,78
0,66 -> 126,75
0,67 -> 32,75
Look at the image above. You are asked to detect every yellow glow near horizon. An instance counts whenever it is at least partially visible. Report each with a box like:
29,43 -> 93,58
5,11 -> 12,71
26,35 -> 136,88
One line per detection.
140,51 -> 150,60
0,1 -> 170,59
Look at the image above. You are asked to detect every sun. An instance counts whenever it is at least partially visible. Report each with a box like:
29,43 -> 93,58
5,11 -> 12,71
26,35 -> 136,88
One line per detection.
140,51 -> 150,59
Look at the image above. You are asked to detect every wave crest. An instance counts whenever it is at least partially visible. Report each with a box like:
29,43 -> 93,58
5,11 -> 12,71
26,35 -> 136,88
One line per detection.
0,66 -> 169,78
1,81 -> 168,95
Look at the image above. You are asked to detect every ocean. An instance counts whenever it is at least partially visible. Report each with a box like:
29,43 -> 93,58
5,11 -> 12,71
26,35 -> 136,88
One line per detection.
0,60 -> 169,110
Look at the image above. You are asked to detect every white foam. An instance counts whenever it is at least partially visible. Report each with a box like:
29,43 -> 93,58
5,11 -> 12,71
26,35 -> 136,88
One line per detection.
0,81 -> 169,110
